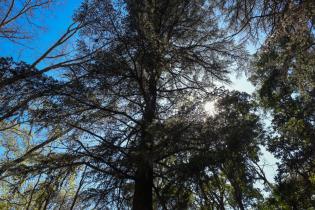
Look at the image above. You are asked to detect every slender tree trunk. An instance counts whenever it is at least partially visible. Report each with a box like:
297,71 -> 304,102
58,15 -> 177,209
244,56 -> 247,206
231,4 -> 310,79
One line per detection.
234,189 -> 245,210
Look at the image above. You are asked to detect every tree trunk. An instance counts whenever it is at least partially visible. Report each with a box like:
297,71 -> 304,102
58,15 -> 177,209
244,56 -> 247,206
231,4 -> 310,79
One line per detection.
132,107 -> 154,210
132,65 -> 157,210
235,190 -> 245,210
132,162 -> 153,210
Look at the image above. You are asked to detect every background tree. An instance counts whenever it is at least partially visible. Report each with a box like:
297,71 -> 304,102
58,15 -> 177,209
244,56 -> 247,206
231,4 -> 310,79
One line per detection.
216,0 -> 315,208
249,1 -> 315,208
0,119 -> 87,209
153,91 -> 267,210
216,0 -> 315,41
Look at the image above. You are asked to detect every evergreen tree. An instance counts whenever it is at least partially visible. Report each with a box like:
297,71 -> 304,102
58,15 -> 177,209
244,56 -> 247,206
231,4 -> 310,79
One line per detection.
249,1 -> 315,208
0,1 -> 267,209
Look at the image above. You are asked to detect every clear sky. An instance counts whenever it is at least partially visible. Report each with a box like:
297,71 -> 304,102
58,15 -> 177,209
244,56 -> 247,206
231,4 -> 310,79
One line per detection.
1,0 -> 277,184
0,0 -> 82,63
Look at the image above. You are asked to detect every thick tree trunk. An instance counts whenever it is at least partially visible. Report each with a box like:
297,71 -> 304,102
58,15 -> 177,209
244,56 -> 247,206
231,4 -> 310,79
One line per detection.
132,162 -> 153,210
132,111 -> 154,210
132,65 -> 157,210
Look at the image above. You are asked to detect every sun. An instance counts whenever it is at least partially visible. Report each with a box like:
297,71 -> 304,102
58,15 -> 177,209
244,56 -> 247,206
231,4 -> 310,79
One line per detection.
204,101 -> 216,116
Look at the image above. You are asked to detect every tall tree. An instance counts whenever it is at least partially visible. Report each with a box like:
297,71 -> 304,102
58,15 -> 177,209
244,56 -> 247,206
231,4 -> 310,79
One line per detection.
217,1 -> 315,208
0,0 -> 259,209
249,0 -> 315,208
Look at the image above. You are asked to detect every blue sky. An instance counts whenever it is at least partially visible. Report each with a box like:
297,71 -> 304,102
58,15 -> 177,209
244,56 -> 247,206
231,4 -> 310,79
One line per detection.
0,0 -> 82,63
0,0 -> 259,95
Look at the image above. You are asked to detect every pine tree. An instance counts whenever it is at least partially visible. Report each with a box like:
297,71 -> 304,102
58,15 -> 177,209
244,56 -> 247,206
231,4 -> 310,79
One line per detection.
1,0 -> 290,209
249,0 -> 315,207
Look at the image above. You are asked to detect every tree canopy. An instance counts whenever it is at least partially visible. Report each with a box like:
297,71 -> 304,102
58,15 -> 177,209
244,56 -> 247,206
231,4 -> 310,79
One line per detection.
0,0 -> 314,209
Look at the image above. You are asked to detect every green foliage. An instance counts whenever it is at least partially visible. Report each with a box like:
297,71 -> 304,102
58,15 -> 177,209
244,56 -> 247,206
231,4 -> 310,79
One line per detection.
0,122 -> 86,209
250,1 -> 315,207
151,91 -> 266,209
